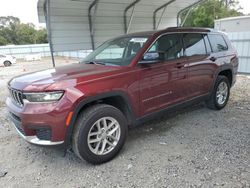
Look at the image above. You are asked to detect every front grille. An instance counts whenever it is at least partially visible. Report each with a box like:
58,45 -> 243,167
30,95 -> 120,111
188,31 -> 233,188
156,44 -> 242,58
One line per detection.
36,129 -> 51,141
8,87 -> 24,107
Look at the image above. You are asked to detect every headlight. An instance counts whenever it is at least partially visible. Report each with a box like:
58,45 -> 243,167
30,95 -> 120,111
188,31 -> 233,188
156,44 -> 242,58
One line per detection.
23,91 -> 64,102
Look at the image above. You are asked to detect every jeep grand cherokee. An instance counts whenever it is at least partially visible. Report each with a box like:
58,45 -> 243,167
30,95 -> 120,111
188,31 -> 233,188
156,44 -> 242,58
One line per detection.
6,27 -> 238,164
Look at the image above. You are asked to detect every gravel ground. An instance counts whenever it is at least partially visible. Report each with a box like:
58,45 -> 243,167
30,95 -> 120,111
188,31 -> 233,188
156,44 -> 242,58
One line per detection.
0,59 -> 249,188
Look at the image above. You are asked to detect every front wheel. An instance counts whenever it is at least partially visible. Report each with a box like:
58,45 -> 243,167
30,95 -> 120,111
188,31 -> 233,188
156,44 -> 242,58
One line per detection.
72,104 -> 128,164
206,75 -> 230,110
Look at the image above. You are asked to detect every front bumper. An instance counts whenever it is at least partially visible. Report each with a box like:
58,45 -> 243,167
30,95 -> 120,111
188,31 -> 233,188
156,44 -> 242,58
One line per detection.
8,111 -> 64,146
6,96 -> 73,146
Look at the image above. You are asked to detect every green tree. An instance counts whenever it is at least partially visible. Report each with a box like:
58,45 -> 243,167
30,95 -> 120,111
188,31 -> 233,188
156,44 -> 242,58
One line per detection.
34,28 -> 48,44
0,36 -> 8,45
0,16 -> 20,44
181,0 -> 243,28
0,16 -> 48,46
16,23 -> 37,44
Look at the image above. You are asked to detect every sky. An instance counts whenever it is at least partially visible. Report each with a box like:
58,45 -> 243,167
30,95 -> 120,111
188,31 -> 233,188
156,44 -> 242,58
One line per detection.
0,0 -> 249,27
0,0 -> 43,27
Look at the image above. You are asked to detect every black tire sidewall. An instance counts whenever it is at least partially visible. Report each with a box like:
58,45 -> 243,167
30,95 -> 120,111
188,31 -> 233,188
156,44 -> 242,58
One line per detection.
213,76 -> 230,109
76,106 -> 127,164
4,61 -> 11,67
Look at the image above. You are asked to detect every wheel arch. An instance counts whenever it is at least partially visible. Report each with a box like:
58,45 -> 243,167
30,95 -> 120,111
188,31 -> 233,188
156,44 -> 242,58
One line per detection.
211,65 -> 233,92
218,69 -> 233,86
63,91 -> 135,150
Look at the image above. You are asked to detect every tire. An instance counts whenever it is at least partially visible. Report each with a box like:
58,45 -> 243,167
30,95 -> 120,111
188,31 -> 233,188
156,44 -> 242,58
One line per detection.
3,61 -> 11,67
72,104 -> 128,164
206,75 -> 230,110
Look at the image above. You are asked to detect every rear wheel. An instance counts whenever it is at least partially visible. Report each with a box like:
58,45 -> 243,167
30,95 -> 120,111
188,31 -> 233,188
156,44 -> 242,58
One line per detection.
3,61 -> 11,67
206,75 -> 230,110
72,104 -> 128,164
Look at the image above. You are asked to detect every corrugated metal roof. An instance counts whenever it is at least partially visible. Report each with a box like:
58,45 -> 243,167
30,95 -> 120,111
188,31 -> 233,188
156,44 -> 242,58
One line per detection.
38,0 -> 203,52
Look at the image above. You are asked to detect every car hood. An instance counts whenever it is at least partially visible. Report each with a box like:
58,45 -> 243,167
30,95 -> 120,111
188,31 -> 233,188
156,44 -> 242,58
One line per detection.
9,63 -> 123,91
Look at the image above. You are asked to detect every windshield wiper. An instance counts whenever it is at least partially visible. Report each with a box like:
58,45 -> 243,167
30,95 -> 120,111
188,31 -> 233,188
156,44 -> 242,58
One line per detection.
85,61 -> 106,65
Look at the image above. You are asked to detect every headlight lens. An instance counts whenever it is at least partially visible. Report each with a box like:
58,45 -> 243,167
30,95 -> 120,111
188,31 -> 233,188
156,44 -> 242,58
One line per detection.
23,91 -> 64,102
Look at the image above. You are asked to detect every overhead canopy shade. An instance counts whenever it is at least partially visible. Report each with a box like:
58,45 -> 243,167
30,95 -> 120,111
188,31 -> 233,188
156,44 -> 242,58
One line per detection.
38,0 -> 203,52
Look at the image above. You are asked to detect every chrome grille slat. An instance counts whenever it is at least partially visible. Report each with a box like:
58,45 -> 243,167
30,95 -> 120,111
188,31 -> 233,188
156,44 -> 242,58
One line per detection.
18,92 -> 23,104
14,91 -> 18,103
16,91 -> 22,105
8,87 -> 24,107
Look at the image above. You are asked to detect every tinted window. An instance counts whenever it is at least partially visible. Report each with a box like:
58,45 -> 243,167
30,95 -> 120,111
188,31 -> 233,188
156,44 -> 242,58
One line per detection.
208,34 -> 228,52
183,33 -> 206,56
148,34 -> 183,60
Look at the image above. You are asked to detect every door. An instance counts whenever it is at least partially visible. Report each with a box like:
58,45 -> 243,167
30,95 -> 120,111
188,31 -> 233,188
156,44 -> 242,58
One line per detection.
183,33 -> 218,98
139,34 -> 189,116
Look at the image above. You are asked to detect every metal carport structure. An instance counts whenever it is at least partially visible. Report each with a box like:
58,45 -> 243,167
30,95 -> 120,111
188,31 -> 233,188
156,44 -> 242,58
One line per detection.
37,0 -> 204,66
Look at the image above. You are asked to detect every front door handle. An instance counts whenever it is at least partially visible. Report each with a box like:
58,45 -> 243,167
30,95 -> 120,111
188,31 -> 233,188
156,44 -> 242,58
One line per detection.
175,63 -> 185,69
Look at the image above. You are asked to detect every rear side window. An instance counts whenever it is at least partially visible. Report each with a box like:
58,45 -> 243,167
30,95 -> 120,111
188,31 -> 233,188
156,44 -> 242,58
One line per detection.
183,33 -> 206,56
208,34 -> 228,52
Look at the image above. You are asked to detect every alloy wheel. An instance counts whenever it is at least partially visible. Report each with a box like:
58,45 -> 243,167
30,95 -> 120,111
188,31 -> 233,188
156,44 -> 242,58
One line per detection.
216,81 -> 228,105
87,117 -> 121,155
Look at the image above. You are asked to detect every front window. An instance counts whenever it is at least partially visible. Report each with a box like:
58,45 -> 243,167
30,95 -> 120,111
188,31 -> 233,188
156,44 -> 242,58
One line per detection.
82,37 -> 149,66
148,34 -> 183,60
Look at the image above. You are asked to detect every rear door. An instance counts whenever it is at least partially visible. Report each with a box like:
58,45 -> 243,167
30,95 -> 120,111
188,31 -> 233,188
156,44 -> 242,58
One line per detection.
183,33 -> 215,98
139,33 -> 189,115
208,33 -> 230,66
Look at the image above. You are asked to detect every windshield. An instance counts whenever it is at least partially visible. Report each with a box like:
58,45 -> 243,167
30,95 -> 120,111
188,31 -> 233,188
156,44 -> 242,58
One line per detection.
81,37 -> 149,66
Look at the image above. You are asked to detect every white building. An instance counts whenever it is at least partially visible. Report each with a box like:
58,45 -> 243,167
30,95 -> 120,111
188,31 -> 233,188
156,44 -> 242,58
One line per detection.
215,16 -> 250,73
214,16 -> 250,32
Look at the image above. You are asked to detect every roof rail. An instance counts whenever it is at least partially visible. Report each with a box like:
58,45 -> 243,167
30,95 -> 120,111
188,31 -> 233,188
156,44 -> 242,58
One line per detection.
163,26 -> 215,32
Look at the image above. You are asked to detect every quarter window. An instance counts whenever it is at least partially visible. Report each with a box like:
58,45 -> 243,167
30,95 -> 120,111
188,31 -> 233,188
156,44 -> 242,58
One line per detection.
183,33 -> 206,56
208,34 -> 228,52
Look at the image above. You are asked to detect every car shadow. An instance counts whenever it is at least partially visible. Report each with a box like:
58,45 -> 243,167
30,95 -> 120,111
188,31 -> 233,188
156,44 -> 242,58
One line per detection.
127,102 -> 206,140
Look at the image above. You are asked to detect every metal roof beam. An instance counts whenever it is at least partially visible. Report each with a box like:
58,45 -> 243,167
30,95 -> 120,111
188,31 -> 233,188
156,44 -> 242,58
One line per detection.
153,0 -> 176,30
177,0 -> 205,27
88,0 -> 99,50
45,0 -> 55,67
123,0 -> 141,34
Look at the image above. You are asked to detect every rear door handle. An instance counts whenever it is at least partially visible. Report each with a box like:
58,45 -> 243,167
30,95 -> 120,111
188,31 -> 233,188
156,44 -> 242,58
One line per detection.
209,56 -> 217,62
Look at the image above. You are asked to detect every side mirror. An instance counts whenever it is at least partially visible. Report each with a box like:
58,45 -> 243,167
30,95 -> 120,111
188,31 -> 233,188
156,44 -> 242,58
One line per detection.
139,52 -> 160,64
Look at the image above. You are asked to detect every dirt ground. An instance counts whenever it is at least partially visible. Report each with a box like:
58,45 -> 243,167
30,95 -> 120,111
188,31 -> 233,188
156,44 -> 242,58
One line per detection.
0,58 -> 249,188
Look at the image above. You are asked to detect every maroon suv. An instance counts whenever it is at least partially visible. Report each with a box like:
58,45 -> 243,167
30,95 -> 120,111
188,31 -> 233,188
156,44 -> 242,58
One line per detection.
6,27 -> 238,164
